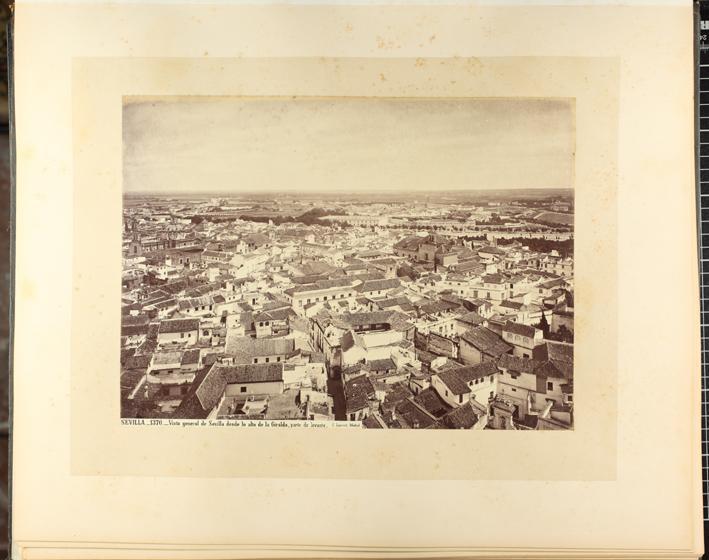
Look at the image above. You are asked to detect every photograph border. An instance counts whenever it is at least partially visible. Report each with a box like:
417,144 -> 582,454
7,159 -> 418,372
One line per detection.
70,55 -> 617,480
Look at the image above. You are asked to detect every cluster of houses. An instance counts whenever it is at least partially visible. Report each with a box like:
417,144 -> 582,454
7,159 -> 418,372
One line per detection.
120,199 -> 574,430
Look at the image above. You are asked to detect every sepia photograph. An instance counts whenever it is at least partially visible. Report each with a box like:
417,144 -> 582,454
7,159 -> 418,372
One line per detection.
120,97 -> 575,429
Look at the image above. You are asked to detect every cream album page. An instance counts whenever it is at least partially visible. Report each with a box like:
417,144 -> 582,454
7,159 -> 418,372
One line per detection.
11,0 -> 702,558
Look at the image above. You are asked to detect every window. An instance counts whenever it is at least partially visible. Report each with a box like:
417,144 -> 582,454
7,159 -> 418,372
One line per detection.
459,394 -> 463,403
253,358 -> 258,364
259,322 -> 263,327
489,375 -> 494,382
265,357 -> 270,363
547,381 -> 553,391
240,387 -> 247,393
276,357 -> 281,362
568,395 -> 573,402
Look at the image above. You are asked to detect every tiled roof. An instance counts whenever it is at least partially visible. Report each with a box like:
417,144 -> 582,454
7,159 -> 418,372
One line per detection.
478,246 -> 507,255
219,363 -> 284,384
534,341 -> 574,380
356,278 -> 401,293
158,318 -> 200,334
123,354 -> 152,371
393,235 -> 426,251
188,363 -> 285,417
502,321 -> 538,338
481,273 -> 506,284
152,351 -> 183,366
440,402 -> 480,429
451,361 -> 499,383
225,334 -> 295,359
413,387 -> 452,418
181,348 -> 201,365
460,327 -> 512,357
362,414 -> 385,429
121,323 -> 149,337
381,381 -> 414,410
456,311 -> 485,326
286,277 -> 355,295
498,353 -> 536,373
393,399 -> 436,429
368,358 -> 396,372
436,370 -> 471,396
344,375 -> 376,414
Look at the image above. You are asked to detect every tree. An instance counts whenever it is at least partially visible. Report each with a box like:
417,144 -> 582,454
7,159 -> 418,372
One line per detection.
535,310 -> 550,338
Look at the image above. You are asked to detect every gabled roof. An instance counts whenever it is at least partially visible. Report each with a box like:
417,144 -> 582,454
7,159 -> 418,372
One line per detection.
498,353 -> 536,374
392,398 -> 437,429
413,387 -> 452,418
436,370 -> 471,395
451,361 -> 499,383
180,362 -> 285,419
440,402 -> 480,429
225,335 -> 295,359
534,341 -> 574,379
356,278 -> 401,293
502,321 -> 538,338
460,327 -> 512,357
456,311 -> 485,327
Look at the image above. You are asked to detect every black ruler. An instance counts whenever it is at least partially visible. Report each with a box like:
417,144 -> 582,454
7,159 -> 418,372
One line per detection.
699,1 -> 709,532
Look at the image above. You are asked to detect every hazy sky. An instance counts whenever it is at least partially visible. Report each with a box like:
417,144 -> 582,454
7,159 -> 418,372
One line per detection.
123,97 -> 574,194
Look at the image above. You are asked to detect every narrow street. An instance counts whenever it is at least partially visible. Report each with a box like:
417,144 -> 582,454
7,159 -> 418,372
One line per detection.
327,376 -> 346,421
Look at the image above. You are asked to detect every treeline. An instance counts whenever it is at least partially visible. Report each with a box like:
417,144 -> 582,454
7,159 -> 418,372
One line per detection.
191,207 -> 346,227
497,237 -> 573,257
